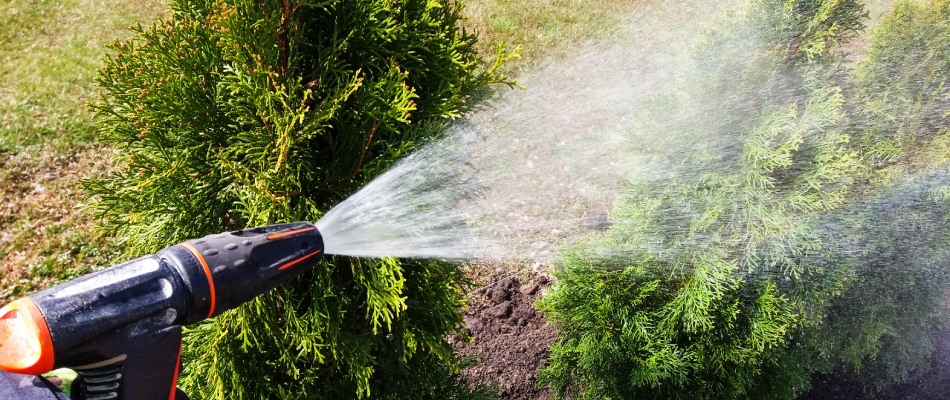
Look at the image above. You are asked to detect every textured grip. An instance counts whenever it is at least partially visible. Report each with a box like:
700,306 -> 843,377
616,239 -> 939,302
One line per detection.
69,324 -> 183,400
24,256 -> 189,400
29,256 -> 187,365
165,222 -> 324,319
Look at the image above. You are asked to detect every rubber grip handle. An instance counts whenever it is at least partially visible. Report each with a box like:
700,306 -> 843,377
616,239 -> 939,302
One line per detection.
162,222 -> 324,320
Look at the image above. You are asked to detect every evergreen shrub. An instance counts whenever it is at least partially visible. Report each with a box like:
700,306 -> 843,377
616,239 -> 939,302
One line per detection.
852,0 -> 950,173
808,0 -> 950,388
89,0 -> 510,398
541,0 -> 950,398
536,0 -> 950,398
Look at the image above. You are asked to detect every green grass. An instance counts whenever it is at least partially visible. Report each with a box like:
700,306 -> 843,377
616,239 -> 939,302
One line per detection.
0,0 -> 165,152
0,0 -> 165,302
464,0 -> 645,72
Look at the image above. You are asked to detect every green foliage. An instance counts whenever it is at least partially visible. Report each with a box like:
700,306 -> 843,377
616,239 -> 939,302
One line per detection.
535,0 -> 949,398
804,179 -> 950,388
851,0 -> 950,174
805,0 -> 950,389
750,0 -> 868,62
539,79 -> 861,399
89,0 -> 509,398
541,0 -> 950,398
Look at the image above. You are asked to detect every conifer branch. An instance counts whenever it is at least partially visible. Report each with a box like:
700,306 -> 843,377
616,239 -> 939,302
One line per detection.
355,119 -> 378,175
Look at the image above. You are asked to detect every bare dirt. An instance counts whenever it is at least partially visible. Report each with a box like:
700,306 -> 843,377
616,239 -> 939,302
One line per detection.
456,275 -> 556,400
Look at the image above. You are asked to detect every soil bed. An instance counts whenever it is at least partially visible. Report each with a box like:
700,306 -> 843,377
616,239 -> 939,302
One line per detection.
457,275 -> 556,400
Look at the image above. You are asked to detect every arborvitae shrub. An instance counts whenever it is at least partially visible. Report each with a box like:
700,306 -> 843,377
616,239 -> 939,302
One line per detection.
852,0 -> 950,172
804,177 -> 950,389
537,0 -> 873,398
540,0 -> 950,399
89,0 -> 510,398
807,0 -> 950,390
539,82 -> 861,400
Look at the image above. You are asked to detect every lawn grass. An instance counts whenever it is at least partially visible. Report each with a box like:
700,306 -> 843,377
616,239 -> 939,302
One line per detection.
0,0 -> 166,151
0,0 -> 165,301
464,0 -> 645,73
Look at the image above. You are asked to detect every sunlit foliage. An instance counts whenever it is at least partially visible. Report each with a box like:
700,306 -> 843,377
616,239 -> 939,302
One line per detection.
89,0 -> 510,398
539,0 -> 950,398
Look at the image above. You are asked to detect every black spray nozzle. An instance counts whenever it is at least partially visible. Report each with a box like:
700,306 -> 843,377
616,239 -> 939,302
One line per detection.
162,221 -> 325,323
0,222 -> 324,400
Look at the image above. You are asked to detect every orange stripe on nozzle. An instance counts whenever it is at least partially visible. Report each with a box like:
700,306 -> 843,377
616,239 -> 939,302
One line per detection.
168,341 -> 182,400
266,227 -> 316,240
278,249 -> 323,271
181,242 -> 217,319
0,297 -> 55,375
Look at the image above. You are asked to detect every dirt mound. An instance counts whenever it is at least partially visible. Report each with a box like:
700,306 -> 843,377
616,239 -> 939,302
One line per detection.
457,276 -> 556,400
